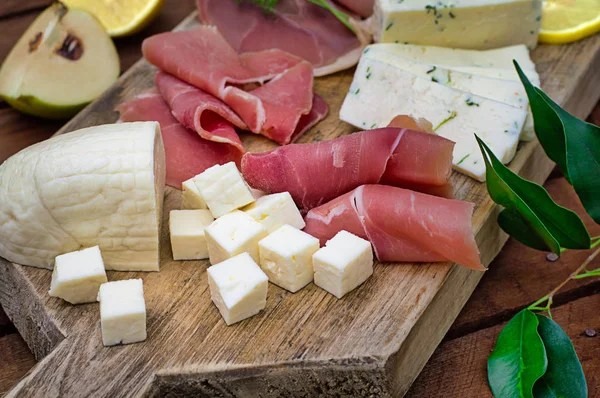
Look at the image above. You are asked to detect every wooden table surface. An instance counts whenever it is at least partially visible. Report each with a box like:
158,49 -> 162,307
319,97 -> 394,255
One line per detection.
0,2 -> 598,397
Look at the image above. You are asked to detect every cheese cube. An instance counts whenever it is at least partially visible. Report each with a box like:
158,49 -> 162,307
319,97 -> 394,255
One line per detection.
97,279 -> 146,346
243,192 -> 305,233
169,210 -> 214,260
48,246 -> 108,304
258,225 -> 320,292
373,0 -> 542,50
207,253 -> 268,325
193,162 -> 255,217
204,210 -> 267,264
181,177 -> 208,210
340,56 -> 527,181
312,231 -> 373,299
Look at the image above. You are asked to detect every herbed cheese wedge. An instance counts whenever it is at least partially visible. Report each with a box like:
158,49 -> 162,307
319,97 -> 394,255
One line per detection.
373,0 -> 542,50
48,246 -> 108,304
169,209 -> 214,261
193,162 -> 255,218
243,192 -> 305,233
98,279 -> 147,346
0,122 -> 165,270
340,57 -> 527,181
181,177 -> 208,210
258,224 -> 320,293
207,252 -> 268,326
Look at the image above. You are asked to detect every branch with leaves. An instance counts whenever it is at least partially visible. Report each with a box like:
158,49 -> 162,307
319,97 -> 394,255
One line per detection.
481,61 -> 600,398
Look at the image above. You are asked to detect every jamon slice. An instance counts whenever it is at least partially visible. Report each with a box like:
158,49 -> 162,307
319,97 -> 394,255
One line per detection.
241,128 -> 454,210
142,26 -> 319,144
116,91 -> 241,188
304,185 -> 484,270
197,0 -> 367,76
155,71 -> 246,157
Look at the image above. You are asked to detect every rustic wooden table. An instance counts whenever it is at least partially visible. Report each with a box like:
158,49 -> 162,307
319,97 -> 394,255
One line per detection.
0,2 -> 598,397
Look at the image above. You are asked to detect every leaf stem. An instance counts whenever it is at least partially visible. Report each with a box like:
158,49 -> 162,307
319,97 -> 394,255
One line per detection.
306,0 -> 356,34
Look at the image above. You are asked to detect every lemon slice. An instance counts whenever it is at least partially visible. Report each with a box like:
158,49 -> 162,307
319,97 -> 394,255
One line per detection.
61,0 -> 164,37
539,0 -> 600,44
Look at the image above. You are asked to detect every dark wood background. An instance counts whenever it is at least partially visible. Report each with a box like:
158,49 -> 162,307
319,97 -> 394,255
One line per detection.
0,1 -> 598,396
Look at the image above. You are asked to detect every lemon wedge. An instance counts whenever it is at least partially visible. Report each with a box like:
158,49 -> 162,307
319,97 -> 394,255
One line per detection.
539,0 -> 600,44
61,0 -> 164,37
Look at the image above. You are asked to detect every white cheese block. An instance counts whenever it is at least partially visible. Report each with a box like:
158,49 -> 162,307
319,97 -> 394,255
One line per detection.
340,57 -> 527,181
0,122 -> 165,271
48,246 -> 108,305
243,192 -> 305,233
97,279 -> 147,346
204,210 -> 267,265
207,252 -> 268,326
373,0 -> 542,50
312,230 -> 374,299
193,162 -> 255,218
169,210 -> 214,261
258,225 -> 320,293
181,177 -> 208,210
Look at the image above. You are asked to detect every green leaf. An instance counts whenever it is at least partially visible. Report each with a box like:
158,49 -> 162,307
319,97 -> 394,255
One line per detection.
533,315 -> 588,398
488,310 -> 548,398
476,136 -> 590,253
515,62 -> 600,224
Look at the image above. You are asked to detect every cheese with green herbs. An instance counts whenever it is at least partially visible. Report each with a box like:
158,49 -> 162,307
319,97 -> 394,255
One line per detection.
339,57 -> 527,181
363,46 -> 534,141
373,0 -> 542,50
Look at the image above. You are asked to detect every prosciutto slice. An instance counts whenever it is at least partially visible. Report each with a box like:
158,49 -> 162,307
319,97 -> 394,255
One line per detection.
116,91 -> 241,188
241,128 -> 454,210
304,185 -> 484,270
143,26 -> 323,144
197,0 -> 367,76
155,71 -> 246,157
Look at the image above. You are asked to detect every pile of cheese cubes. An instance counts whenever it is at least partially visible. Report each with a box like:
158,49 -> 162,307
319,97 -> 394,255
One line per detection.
48,246 -> 147,347
170,162 -> 375,326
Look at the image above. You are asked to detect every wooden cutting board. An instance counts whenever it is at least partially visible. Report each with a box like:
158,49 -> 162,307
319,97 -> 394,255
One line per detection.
1,11 -> 599,396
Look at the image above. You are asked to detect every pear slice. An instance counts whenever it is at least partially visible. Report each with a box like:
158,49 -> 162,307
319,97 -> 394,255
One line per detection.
0,3 -> 120,119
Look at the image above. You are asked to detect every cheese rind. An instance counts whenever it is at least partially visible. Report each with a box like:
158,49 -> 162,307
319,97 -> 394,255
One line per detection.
169,210 -> 214,261
243,192 -> 305,233
181,178 -> 208,210
48,246 -> 108,304
204,210 -> 267,265
193,162 -> 255,217
313,231 -> 374,299
340,56 -> 527,181
258,225 -> 320,293
207,252 -> 268,325
97,279 -> 146,347
373,0 -> 542,50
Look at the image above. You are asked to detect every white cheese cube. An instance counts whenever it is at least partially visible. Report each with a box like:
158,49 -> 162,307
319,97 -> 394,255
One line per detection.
193,162 -> 255,217
204,210 -> 267,264
373,0 -> 542,50
312,231 -> 373,299
97,279 -> 146,346
181,177 -> 208,210
258,225 -> 320,293
169,209 -> 214,260
48,246 -> 108,304
207,252 -> 268,325
243,192 -> 305,233
340,56 -> 527,181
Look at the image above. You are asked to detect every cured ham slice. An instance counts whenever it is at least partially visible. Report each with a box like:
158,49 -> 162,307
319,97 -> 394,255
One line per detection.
197,0 -> 368,76
304,185 -> 484,270
241,128 -> 454,210
143,26 -> 323,145
116,91 -> 241,188
335,0 -> 374,17
155,71 -> 246,157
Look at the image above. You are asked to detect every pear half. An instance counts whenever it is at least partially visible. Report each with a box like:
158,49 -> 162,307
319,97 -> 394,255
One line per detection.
0,3 -> 120,119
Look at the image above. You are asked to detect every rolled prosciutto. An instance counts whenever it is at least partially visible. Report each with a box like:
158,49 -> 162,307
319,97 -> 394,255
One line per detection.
304,185 -> 484,270
241,128 -> 454,210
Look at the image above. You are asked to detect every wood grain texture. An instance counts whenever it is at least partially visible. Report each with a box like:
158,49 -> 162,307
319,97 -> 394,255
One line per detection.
407,294 -> 600,397
0,9 -> 599,396
0,334 -> 38,396
0,0 -> 49,18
